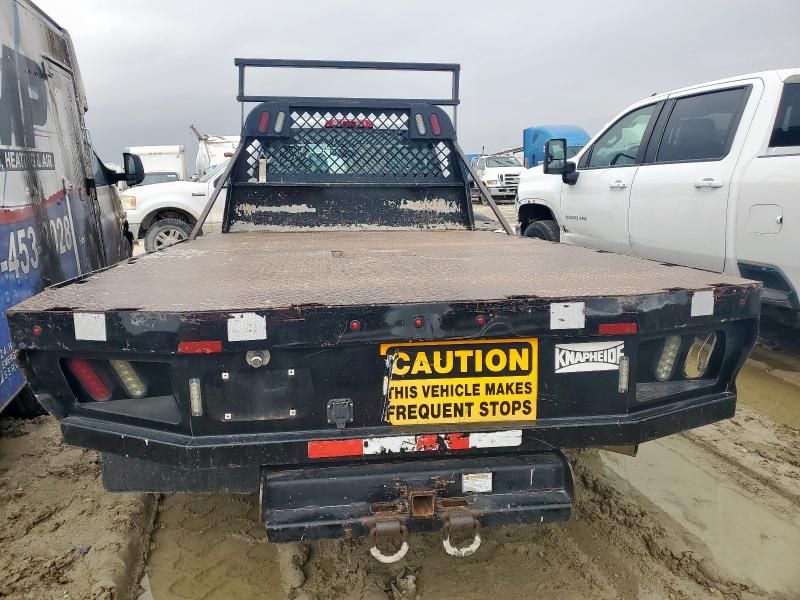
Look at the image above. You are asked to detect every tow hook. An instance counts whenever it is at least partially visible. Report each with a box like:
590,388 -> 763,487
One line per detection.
367,518 -> 409,564
442,512 -> 482,557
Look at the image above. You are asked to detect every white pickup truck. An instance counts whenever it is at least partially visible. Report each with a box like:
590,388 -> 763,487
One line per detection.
516,68 -> 800,312
121,161 -> 228,252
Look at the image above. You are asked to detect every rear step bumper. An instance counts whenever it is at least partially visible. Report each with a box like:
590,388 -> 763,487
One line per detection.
74,391 -> 735,476
261,452 -> 573,543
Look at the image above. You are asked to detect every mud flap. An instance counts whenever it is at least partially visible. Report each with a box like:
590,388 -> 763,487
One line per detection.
261,452 -> 573,543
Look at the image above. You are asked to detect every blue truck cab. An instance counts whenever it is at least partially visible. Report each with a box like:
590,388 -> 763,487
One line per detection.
522,125 -> 590,168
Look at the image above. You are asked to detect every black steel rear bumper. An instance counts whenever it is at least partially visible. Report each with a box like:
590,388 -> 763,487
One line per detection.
262,452 -> 573,543
93,391 -> 736,494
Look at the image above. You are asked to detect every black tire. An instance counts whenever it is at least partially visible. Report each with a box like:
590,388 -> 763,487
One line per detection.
144,218 -> 193,253
6,387 -> 46,419
523,219 -> 560,242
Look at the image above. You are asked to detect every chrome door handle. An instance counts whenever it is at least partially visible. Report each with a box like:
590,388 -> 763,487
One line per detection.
694,178 -> 724,189
609,180 -> 628,190
191,192 -> 206,196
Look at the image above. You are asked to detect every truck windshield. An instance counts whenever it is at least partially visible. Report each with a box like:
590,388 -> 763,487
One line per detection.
198,160 -> 229,183
137,172 -> 180,186
486,157 -> 521,167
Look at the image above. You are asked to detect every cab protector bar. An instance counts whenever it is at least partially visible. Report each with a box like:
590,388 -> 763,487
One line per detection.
189,141 -> 245,240
453,142 -> 513,235
191,58 -> 511,238
235,58 -> 461,108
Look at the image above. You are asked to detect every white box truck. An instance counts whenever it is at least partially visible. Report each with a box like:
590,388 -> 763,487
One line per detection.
124,144 -> 188,184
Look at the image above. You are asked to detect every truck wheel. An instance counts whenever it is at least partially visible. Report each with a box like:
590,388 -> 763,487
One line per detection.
6,387 -> 45,418
523,220 -> 560,242
144,219 -> 193,252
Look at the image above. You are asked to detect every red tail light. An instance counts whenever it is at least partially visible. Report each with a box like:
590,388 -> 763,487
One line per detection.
67,358 -> 112,402
223,151 -> 234,158
257,110 -> 270,133
430,113 -> 441,136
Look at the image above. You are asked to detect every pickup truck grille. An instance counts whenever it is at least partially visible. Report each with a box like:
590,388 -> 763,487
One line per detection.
500,173 -> 520,186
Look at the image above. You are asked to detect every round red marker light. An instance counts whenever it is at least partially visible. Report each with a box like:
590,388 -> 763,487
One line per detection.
32,325 -> 42,336
475,315 -> 486,327
413,317 -> 425,328
349,320 -> 361,332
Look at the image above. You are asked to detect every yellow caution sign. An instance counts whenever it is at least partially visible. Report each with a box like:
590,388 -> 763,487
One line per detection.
379,339 -> 538,425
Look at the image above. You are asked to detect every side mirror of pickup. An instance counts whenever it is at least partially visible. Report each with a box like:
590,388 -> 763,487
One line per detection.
120,152 -> 145,187
543,139 -> 579,185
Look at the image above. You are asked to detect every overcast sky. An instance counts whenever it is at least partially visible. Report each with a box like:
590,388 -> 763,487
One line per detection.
35,0 -> 800,169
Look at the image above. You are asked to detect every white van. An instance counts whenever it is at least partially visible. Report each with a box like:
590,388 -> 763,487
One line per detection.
516,69 -> 800,311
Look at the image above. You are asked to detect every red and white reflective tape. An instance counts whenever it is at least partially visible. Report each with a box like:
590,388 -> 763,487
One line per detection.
307,429 -> 522,459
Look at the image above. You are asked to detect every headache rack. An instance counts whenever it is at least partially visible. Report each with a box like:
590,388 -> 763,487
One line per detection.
190,59 -> 513,237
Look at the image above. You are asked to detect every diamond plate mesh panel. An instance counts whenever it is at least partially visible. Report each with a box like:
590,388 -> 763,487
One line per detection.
237,110 -> 454,182
290,110 -> 408,130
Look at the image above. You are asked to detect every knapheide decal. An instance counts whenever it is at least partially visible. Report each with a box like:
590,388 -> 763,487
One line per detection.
554,341 -> 625,373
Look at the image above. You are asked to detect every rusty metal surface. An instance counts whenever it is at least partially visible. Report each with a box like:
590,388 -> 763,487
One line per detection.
13,231 -> 753,313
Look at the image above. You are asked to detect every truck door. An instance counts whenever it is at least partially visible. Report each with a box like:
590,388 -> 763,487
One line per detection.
42,57 -> 106,272
627,82 -> 761,272
560,103 -> 661,254
91,152 -> 131,264
735,79 -> 800,306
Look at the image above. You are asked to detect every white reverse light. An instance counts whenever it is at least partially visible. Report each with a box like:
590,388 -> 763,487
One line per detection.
109,360 -> 148,398
655,336 -> 682,382
189,378 -> 203,417
414,113 -> 427,135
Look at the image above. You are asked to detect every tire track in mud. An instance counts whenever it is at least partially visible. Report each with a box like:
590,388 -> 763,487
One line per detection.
140,447 -> 784,600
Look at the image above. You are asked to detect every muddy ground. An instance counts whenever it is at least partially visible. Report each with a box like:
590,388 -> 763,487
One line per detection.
1,276 -> 798,599
0,418 -> 155,600
137,405 -> 800,600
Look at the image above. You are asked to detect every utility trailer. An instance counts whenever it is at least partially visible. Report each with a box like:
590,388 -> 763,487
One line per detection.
8,60 -> 760,561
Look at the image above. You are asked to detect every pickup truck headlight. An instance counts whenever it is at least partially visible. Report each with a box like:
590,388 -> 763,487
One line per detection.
485,179 -> 498,186
121,195 -> 137,210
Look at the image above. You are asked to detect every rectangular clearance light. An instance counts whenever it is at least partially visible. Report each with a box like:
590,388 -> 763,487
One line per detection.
308,430 -> 522,459
599,322 -> 637,335
178,340 -> 223,354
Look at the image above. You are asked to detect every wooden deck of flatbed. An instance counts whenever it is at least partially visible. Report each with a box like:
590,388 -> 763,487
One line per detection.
12,231 -> 752,314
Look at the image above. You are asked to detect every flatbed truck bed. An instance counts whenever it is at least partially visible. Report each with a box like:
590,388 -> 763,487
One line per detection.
7,59 -> 760,559
13,230 -> 753,313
